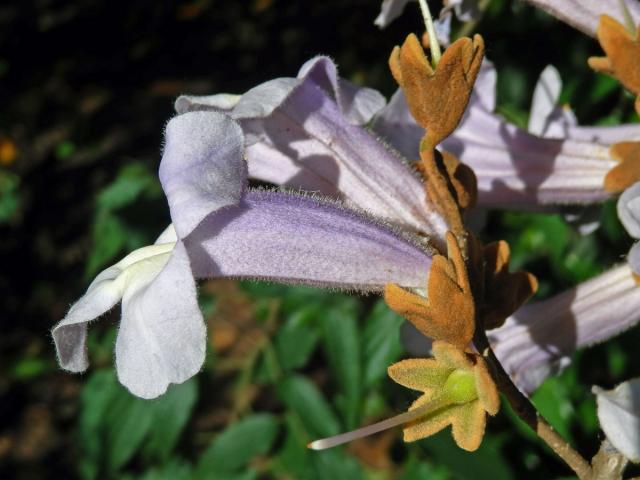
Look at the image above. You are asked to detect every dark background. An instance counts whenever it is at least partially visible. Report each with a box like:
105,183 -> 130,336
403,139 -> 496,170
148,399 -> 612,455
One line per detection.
1,1 -> 638,479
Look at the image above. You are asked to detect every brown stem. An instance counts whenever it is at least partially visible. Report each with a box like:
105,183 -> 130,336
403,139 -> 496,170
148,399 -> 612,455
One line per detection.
473,328 -> 593,480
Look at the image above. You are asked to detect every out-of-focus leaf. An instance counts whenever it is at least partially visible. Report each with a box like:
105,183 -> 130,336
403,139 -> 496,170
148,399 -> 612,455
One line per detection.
601,199 -> 625,244
85,211 -> 128,277
399,455 -> 450,480
103,385 -> 156,472
272,413 -> 313,479
277,375 -> 340,438
532,377 -> 575,442
120,459 -> 193,480
0,170 -> 20,223
312,448 -> 364,480
421,430 -> 514,480
275,305 -> 320,371
79,370 -> 121,480
55,140 -> 76,159
143,379 -> 198,461
195,414 -> 279,478
321,301 -> 362,429
362,300 -> 404,389
97,163 -> 159,211
10,357 -> 50,380
79,370 -> 197,479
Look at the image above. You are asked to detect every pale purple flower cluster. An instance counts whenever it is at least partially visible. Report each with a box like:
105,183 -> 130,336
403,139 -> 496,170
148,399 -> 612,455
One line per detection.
54,5 -> 640,451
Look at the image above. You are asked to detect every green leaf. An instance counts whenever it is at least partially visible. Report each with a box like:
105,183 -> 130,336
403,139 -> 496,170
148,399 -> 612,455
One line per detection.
362,300 -> 404,389
312,448 -> 363,480
277,375 -> 340,439
399,455 -> 450,480
195,414 -> 279,478
532,377 -> 575,442
103,386 -> 156,472
275,305 -> 320,371
97,163 -> 159,211
420,430 -> 514,480
143,379 -> 198,461
321,302 -> 362,429
85,211 -> 128,277
119,459 -> 193,480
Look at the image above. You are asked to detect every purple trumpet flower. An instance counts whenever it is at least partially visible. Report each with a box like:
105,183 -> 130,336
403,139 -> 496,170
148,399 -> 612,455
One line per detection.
373,60 -> 640,209
52,110 -> 433,399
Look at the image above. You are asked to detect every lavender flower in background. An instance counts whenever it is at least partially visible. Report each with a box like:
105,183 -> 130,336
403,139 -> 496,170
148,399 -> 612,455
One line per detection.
593,377 -> 640,463
373,60 -> 640,209
522,0 -> 640,37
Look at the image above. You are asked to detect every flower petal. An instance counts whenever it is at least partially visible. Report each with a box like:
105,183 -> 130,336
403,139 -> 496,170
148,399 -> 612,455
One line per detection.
522,0 -> 640,37
443,95 -> 617,207
528,65 -> 563,136
241,77 -> 448,240
52,241 -> 176,373
116,241 -> 205,399
159,111 -> 247,239
617,181 -> 640,238
594,378 -> 640,462
374,0 -> 412,28
186,190 -> 432,291
490,264 -> 640,393
297,57 -> 386,125
174,93 -> 241,114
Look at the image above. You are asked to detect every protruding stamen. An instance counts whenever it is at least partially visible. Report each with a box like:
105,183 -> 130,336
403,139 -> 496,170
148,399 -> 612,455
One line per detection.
308,395 -> 449,450
418,0 -> 442,67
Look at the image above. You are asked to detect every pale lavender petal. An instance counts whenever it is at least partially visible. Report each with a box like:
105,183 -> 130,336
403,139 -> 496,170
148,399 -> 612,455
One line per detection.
52,269 -> 122,372
159,111 -> 247,239
563,124 -> 640,144
243,79 -> 448,243
298,57 -> 386,125
174,93 -> 240,114
371,89 -> 424,160
176,57 -> 385,126
522,0 -> 640,37
374,0 -> 413,28
617,181 -> 640,238
528,65 -> 563,136
628,242 -> 640,275
116,241 -> 205,399
594,378 -> 640,462
447,0 -> 481,22
490,264 -> 640,394
186,190 -> 432,291
52,239 -> 177,374
445,102 -> 616,207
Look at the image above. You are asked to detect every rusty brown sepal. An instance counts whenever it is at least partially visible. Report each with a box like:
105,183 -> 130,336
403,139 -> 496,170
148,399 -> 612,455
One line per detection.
384,232 -> 475,350
419,144 -> 476,246
389,33 -> 485,146
604,141 -> 640,193
588,15 -> 640,97
480,240 -> 538,330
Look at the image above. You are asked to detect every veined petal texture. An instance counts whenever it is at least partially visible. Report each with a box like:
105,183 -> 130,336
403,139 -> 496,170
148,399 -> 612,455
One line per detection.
242,79 -> 448,243
490,264 -> 640,394
443,99 -> 617,207
522,0 -> 640,37
186,190 -> 432,292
